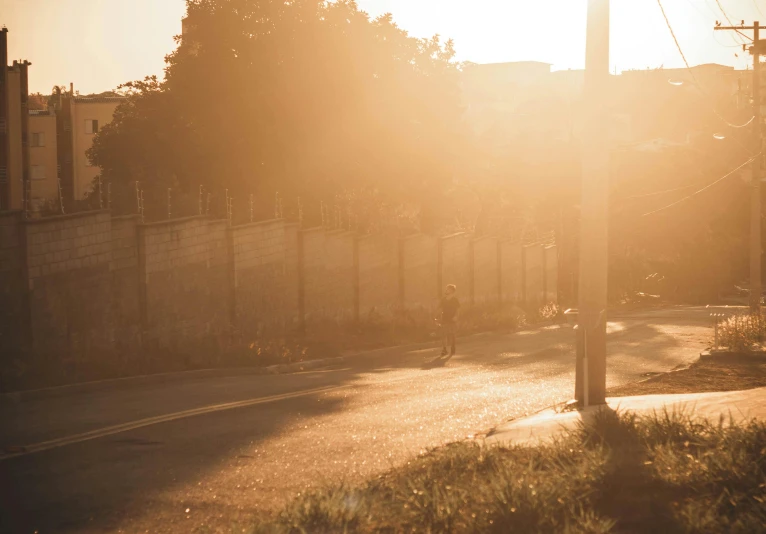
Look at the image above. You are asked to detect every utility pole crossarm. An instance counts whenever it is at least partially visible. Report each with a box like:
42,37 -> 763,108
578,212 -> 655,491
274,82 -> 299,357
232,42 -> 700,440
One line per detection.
714,26 -> 766,30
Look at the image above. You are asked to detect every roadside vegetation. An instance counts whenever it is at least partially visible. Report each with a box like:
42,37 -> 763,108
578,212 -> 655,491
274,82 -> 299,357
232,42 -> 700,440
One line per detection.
1,301 -> 560,391
608,356 -> 766,398
254,409 -> 766,533
224,302 -> 561,367
605,311 -> 766,398
714,312 -> 766,353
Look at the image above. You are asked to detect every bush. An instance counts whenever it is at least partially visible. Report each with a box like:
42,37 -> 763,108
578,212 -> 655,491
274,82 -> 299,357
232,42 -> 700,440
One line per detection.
715,313 -> 766,352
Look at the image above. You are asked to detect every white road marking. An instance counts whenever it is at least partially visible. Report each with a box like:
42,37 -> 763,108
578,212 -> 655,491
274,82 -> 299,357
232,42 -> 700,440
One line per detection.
0,384 -> 352,461
2,315 -> 711,462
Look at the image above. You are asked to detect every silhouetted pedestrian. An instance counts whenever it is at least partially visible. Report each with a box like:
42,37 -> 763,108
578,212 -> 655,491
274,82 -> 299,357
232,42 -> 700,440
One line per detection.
437,284 -> 460,356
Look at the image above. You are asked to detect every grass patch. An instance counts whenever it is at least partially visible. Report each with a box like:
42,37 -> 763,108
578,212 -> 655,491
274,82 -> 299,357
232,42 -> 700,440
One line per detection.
253,410 -> 766,533
715,313 -> 766,353
608,357 -> 766,397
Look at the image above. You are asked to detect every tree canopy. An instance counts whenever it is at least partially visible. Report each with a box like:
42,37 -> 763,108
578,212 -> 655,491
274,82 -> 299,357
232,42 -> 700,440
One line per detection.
89,0 -> 469,230
86,1 -> 756,303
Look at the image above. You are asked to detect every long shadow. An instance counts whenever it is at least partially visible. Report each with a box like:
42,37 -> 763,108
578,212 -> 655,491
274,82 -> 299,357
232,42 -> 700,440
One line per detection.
0,330 -> 531,533
0,388 -> 348,533
420,353 -> 454,370
578,406 -> 692,532
0,310 -> 711,532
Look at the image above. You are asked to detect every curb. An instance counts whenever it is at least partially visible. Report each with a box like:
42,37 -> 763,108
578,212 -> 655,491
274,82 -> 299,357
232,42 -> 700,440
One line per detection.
0,336 -> 456,403
699,349 -> 766,361
0,322 -> 566,403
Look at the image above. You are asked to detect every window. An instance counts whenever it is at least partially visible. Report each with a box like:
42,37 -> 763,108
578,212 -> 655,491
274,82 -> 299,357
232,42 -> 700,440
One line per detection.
84,119 -> 99,134
31,165 -> 46,181
31,132 -> 45,147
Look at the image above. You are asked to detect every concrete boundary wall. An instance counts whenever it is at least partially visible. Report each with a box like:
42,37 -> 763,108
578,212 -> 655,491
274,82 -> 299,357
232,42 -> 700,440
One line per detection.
472,236 -> 499,304
0,211 -> 29,358
500,240 -> 523,304
544,245 -> 558,304
110,215 -> 141,358
401,233 -> 438,310
523,244 -> 546,308
231,218 -> 287,336
283,223 -> 300,325
1,209 -> 557,379
301,228 -> 355,324
139,216 -> 230,351
357,234 -> 398,318
439,233 -> 471,301
24,210 -> 114,357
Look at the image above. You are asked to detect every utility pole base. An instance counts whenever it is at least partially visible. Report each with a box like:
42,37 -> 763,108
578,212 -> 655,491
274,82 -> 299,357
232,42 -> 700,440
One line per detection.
574,322 -> 607,406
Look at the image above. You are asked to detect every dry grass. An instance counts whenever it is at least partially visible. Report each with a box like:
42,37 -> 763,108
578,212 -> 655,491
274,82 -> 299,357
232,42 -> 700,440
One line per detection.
608,356 -> 766,397
253,409 -> 766,534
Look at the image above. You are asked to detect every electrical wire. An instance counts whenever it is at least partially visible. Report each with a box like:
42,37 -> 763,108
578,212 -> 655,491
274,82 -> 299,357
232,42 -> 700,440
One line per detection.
712,31 -> 748,48
714,0 -> 750,43
615,184 -> 698,201
657,0 -> 756,131
641,154 -> 758,216
686,0 -> 744,47
753,0 -> 764,18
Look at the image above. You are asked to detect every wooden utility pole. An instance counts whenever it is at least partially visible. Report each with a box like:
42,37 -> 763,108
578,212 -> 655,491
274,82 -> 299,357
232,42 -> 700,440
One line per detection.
575,0 -> 610,407
715,22 -> 766,312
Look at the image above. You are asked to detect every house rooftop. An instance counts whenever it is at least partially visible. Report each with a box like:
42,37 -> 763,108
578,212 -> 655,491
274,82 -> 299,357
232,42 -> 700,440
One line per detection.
72,96 -> 126,104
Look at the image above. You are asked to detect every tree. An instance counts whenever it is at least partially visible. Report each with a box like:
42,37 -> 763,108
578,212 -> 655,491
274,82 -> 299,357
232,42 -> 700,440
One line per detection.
89,0 -> 469,229
27,92 -> 48,110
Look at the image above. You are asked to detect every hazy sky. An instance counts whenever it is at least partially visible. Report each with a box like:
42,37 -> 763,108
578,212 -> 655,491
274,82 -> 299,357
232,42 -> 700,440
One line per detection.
1,0 -> 761,94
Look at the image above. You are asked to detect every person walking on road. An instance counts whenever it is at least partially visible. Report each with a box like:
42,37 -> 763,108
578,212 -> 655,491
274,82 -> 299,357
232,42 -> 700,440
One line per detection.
437,284 -> 460,357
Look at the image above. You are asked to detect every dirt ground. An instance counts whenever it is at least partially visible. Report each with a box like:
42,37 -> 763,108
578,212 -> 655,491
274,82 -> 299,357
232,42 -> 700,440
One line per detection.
608,355 -> 766,397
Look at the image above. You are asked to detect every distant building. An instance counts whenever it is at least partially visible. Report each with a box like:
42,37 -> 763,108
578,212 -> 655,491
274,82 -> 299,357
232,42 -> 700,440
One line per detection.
1,28 -> 124,214
462,61 -> 552,100
21,85 -> 125,212
462,61 -> 750,149
28,108 -> 58,211
0,27 -> 31,211
47,88 -> 125,201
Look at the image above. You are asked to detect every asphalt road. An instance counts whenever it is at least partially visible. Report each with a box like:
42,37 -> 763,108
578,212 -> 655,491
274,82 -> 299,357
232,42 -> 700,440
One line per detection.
0,307 -> 714,533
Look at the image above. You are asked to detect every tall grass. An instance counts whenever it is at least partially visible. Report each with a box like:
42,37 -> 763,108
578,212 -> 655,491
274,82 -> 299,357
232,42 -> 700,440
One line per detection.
716,313 -> 766,352
254,409 -> 766,533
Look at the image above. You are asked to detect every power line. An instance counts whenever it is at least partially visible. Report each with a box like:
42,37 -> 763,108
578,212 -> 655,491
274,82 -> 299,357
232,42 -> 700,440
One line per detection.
656,0 -> 756,131
641,154 -> 758,216
614,140 -> 749,203
754,0 -> 765,18
686,0 -> 746,47
615,184 -> 698,201
714,0 -> 750,43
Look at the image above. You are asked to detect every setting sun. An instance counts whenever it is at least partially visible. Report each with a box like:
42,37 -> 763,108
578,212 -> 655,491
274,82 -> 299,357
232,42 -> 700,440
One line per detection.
2,0 -> 757,93
2,1 -> 766,532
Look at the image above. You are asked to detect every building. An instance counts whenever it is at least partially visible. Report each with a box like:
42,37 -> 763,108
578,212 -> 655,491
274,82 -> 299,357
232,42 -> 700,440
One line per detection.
0,27 -> 31,211
22,85 -> 124,213
28,108 -> 58,211
1,28 -> 125,215
47,87 -> 124,201
461,61 -> 750,149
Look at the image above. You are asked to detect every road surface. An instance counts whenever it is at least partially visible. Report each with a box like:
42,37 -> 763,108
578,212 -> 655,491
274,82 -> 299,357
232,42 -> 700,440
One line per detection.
0,307 -> 714,533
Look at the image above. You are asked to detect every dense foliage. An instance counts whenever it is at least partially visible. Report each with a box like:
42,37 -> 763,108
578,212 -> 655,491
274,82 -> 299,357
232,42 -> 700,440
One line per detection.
88,0 -> 468,231
87,0 -> 756,304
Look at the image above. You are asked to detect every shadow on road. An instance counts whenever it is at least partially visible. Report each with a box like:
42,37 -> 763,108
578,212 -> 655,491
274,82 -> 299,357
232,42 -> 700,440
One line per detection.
0,310 -> 711,533
420,353 -> 454,370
